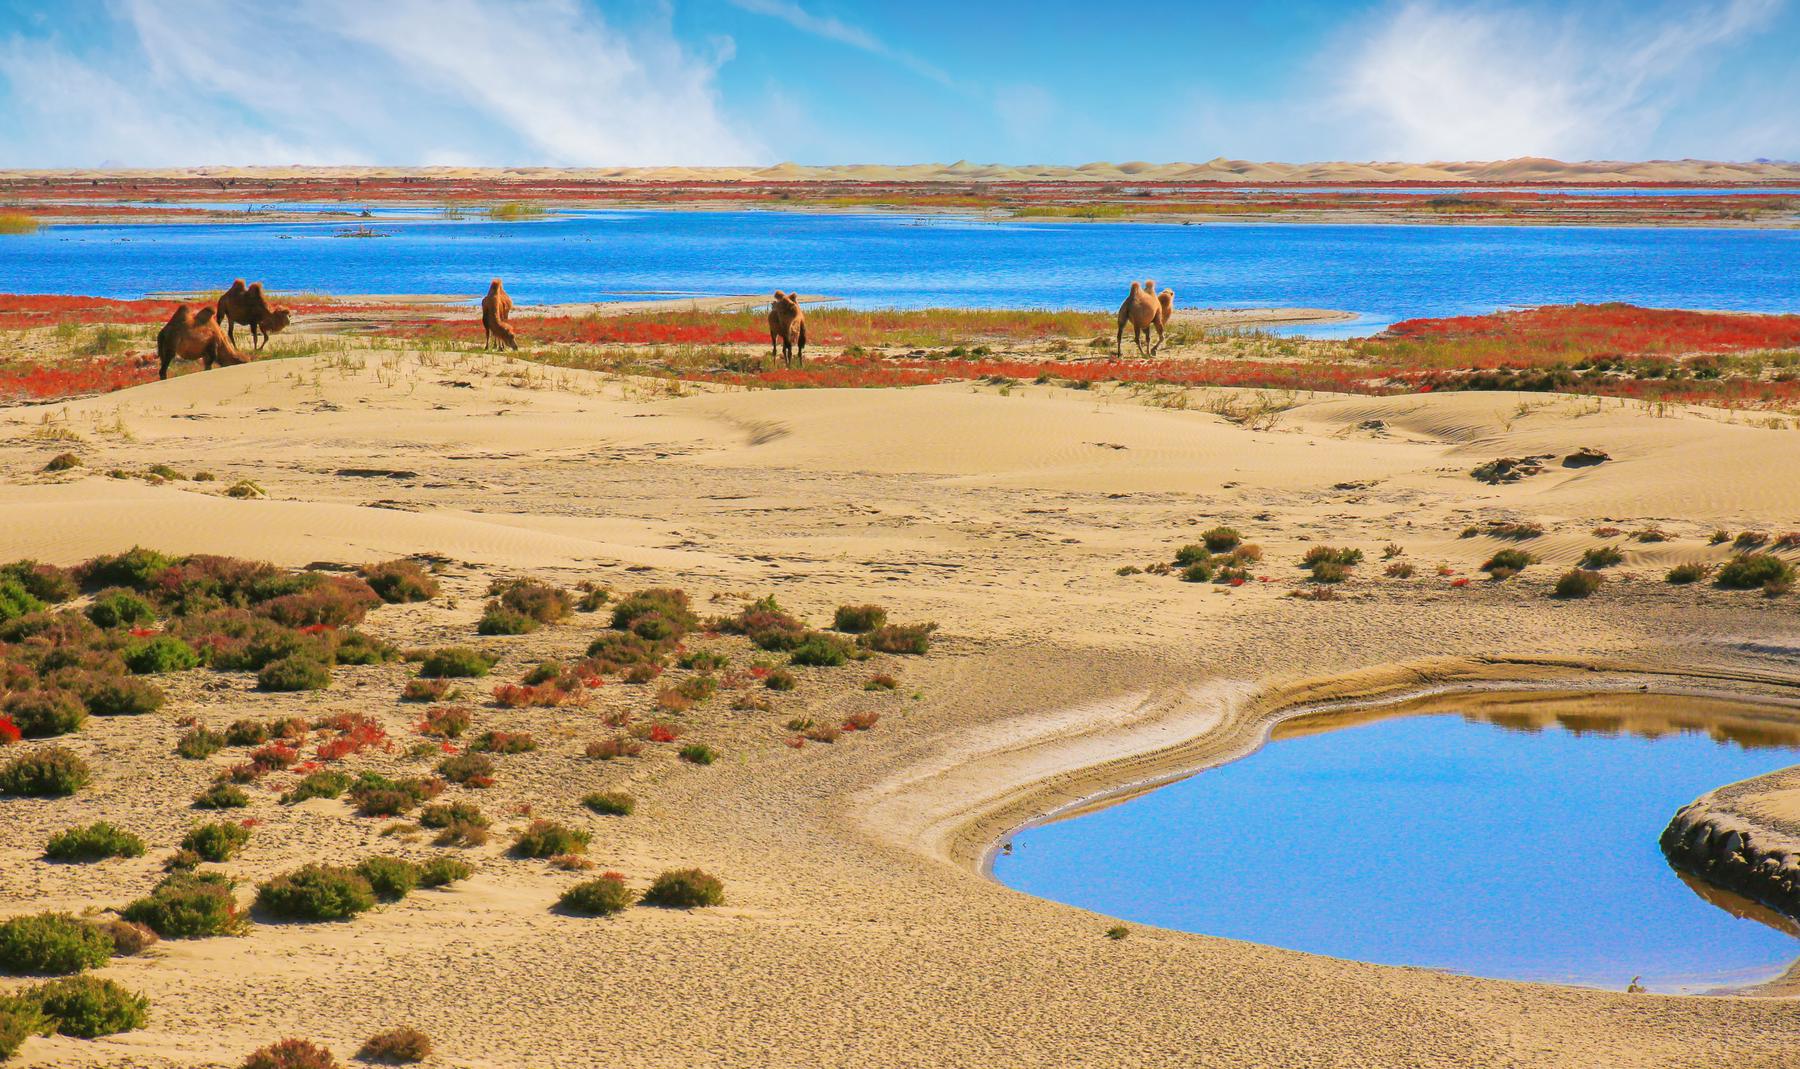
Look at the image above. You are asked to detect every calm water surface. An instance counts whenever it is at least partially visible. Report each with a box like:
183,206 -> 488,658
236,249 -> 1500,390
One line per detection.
3,211 -> 1797,336
992,704 -> 1800,993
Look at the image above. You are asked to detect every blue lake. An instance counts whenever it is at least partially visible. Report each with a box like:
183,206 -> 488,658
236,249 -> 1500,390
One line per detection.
3,211 -> 1797,336
991,699 -> 1800,994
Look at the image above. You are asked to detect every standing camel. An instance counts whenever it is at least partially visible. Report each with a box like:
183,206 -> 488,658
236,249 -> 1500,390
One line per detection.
157,304 -> 246,380
768,290 -> 806,368
1155,286 -> 1175,350
1116,281 -> 1161,356
216,280 -> 291,349
481,279 -> 517,351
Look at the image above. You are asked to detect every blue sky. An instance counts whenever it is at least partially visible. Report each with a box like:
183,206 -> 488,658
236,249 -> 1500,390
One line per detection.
0,0 -> 1794,167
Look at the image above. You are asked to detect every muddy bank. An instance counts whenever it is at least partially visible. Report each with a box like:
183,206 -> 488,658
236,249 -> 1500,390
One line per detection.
1663,766 -> 1800,921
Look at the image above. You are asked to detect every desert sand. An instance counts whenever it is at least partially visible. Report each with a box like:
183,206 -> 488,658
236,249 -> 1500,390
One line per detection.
5,350 -> 1800,1067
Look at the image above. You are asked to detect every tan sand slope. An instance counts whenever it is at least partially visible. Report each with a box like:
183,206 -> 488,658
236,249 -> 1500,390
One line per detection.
6,353 -> 1800,1067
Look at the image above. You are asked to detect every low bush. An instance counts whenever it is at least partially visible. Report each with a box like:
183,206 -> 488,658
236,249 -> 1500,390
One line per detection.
44,822 -> 145,862
844,710 -> 881,731
358,1026 -> 432,1064
26,975 -> 148,1038
437,752 -> 495,787
575,583 -> 612,612
0,994 -> 48,1060
78,547 -> 174,591
585,736 -> 642,760
419,647 -> 495,679
225,719 -> 273,746
348,773 -> 443,816
804,723 -> 842,743
1308,561 -> 1350,584
327,629 -> 396,666
182,821 -> 251,863
121,635 -> 199,674
1,561 -> 76,603
1718,553 -> 1795,590
1482,549 -> 1535,573
864,673 -> 898,691
1384,562 -> 1416,579
471,731 -> 536,755
1579,545 -> 1624,569
400,678 -> 451,703
419,800 -> 487,830
195,783 -> 250,809
1735,530 -> 1771,549
641,868 -> 725,909
258,576 -> 381,629
1202,526 -> 1241,552
95,919 -> 158,956
0,579 -> 43,626
512,820 -> 589,858
679,743 -> 717,765
1302,546 -> 1363,567
582,790 -> 634,816
241,1037 -> 342,1069
257,655 -> 330,692
0,912 -> 114,974
86,588 -> 156,629
858,623 -> 935,655
832,604 -> 887,633
121,871 -> 242,938
42,451 -> 82,471
611,588 -> 698,636
354,857 -> 420,902
491,579 -> 571,624
559,874 -> 634,916
361,560 -> 440,604
1553,569 -> 1605,599
283,770 -> 352,804
1666,561 -> 1713,584
1179,560 -> 1214,583
676,650 -> 729,671
418,856 -> 474,888
476,606 -> 536,635
84,675 -> 163,716
255,865 -> 376,921
0,747 -> 91,796
764,668 -> 797,691
418,705 -> 471,738
3,690 -> 86,737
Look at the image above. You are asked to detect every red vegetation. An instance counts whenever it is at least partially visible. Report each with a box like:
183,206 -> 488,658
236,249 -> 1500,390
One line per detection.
0,715 -> 20,745
1372,303 -> 1800,367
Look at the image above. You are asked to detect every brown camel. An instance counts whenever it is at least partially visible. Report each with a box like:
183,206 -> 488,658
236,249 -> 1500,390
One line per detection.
1116,281 -> 1161,356
767,290 -> 806,368
1155,287 -> 1175,349
481,279 -> 517,351
157,304 -> 246,380
215,280 -> 292,351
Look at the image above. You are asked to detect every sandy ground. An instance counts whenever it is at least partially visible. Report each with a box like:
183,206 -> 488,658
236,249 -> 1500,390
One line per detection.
5,351 -> 1800,1067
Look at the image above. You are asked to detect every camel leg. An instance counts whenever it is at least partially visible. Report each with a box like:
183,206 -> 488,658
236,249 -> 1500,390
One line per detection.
795,324 -> 806,368
770,330 -> 779,363
1116,317 -> 1126,358
1151,321 -> 1164,356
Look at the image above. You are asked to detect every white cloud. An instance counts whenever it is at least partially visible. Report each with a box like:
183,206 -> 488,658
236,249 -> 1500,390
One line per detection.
1336,0 -> 1781,160
0,0 -> 764,167
725,0 -> 953,86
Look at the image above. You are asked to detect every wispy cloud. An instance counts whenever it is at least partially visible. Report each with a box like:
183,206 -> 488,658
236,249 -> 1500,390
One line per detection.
1336,0 -> 1782,159
0,0 -> 764,167
725,0 -> 952,86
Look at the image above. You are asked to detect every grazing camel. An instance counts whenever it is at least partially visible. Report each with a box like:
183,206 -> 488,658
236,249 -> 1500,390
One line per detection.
157,304 -> 246,380
767,290 -> 806,368
481,279 -> 517,351
215,280 -> 292,351
1116,281 -> 1161,357
252,308 -> 291,349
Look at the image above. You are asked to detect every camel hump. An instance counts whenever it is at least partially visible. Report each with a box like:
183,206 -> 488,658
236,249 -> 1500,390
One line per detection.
1128,281 -> 1141,294
489,279 -> 504,291
194,307 -> 215,325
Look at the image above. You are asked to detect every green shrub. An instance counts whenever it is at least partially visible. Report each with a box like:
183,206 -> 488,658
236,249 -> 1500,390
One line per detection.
182,821 -> 251,863
328,629 -> 396,666
1202,526 -> 1242,552
1666,561 -> 1713,584
1180,560 -> 1214,583
3,689 -> 86,737
858,623 -> 935,655
559,875 -> 634,916
121,871 -> 241,938
85,588 -> 155,629
678,743 -> 717,765
0,579 -> 44,626
790,633 -> 853,667
1718,553 -> 1795,590
491,579 -> 571,624
436,752 -> 495,786
511,820 -> 589,858
255,865 -> 377,921
1302,546 -> 1363,567
26,975 -> 148,1037
84,675 -> 163,716
195,783 -> 250,809
419,801 -> 486,829
610,588 -> 697,636
354,858 -> 420,902
418,856 -> 475,888
1554,569 -> 1605,599
361,560 -> 440,604
78,548 -> 174,591
241,1038 -> 342,1069
582,790 -> 634,816
1308,561 -> 1350,584
358,1026 -> 432,1064
122,636 -> 199,674
1579,545 -> 1624,569
476,606 -> 536,635
225,719 -> 272,746
257,655 -> 330,692
44,822 -> 145,862
177,726 -> 226,759
764,668 -> 797,691
419,647 -> 494,678
1,561 -> 76,603
348,773 -> 441,817
1482,549 -> 1535,573
0,747 -> 91,796
0,994 -> 51,1059
0,913 -> 114,974
832,604 -> 887,633
283,770 -> 352,804
641,868 -> 725,909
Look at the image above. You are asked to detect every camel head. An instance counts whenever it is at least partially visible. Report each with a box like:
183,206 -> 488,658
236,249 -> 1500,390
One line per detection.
1160,289 -> 1174,309
488,279 -> 504,294
263,309 -> 292,335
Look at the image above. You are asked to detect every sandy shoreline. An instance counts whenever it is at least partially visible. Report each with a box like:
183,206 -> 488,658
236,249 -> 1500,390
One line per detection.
7,356 -> 1800,1065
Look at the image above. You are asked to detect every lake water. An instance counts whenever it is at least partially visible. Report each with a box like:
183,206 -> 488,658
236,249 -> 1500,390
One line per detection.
991,697 -> 1800,993
3,211 -> 1798,337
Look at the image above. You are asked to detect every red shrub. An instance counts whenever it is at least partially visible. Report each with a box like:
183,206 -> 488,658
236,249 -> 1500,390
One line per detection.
0,715 -> 20,745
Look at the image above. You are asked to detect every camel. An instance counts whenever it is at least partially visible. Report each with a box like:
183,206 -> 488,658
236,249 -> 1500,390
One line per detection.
157,304 -> 246,380
1155,287 -> 1175,348
215,280 -> 292,351
1116,281 -> 1161,357
767,290 -> 806,368
481,279 -> 517,351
